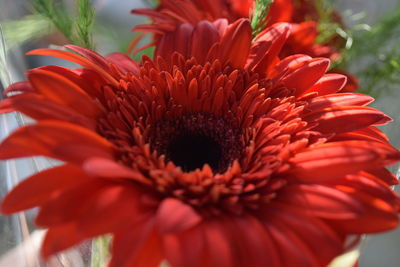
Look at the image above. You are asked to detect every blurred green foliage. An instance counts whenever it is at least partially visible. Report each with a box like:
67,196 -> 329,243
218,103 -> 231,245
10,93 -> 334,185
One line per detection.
1,14 -> 51,50
251,0 -> 273,37
339,3 -> 400,96
1,0 -> 400,99
91,235 -> 111,267
32,0 -> 95,49
0,26 -> 11,89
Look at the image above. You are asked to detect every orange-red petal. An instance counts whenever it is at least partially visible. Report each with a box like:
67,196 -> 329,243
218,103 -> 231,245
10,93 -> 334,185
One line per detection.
83,157 -> 152,185
41,223 -> 86,259
156,198 -> 202,234
219,19 -> 252,68
28,69 -> 102,117
0,121 -> 115,164
0,93 -> 96,129
282,58 -> 330,97
290,141 -> 400,182
110,220 -> 163,267
1,164 -> 90,214
304,73 -> 347,95
279,184 -> 365,219
304,106 -> 391,134
27,48 -> 119,87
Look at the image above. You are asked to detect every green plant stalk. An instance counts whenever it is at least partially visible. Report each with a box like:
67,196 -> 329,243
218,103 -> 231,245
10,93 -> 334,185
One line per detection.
32,0 -> 75,43
91,235 -> 111,267
338,3 -> 400,96
0,25 -> 11,90
75,0 -> 95,49
2,15 -> 51,50
250,0 -> 273,37
31,0 -> 95,49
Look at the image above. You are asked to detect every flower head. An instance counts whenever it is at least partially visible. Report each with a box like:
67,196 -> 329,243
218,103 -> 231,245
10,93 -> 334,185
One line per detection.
1,19 -> 399,267
132,0 -> 358,92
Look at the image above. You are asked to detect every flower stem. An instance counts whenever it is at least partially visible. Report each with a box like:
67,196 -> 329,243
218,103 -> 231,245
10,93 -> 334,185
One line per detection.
91,235 -> 111,267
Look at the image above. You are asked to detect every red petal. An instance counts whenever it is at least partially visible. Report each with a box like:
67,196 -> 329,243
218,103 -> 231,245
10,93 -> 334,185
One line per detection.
247,22 -> 291,73
366,168 -> 398,185
282,58 -> 330,97
195,0 -> 227,20
162,226 -> 206,267
355,127 -> 389,142
307,93 -> 374,111
219,19 -> 252,68
156,198 -> 202,234
155,31 -> 175,61
3,81 -> 35,95
289,22 -> 318,46
304,106 -> 391,134
1,164 -> 89,214
1,94 -> 96,129
261,204 -> 343,266
36,65 -> 102,98
28,69 -> 101,117
213,18 -> 229,36
279,184 -> 365,219
65,45 -> 111,70
76,185 -> 149,236
159,0 -> 203,25
0,121 -> 115,164
331,69 -> 359,92
35,180 -> 108,226
106,52 -> 140,74
271,54 -> 312,75
202,219 -> 235,267
156,23 -> 194,60
229,215 -> 281,267
329,186 -> 399,233
83,157 -> 152,185
26,48 -> 119,87
304,74 -> 347,95
290,141 -> 400,182
110,219 -> 163,267
41,223 -> 87,259
188,216 -> 279,267
339,174 -> 400,206
190,21 -> 220,64
230,0 -> 252,17
267,0 -> 293,24
0,97 -> 15,113
264,220 -> 320,267
73,68 -> 106,98
331,126 -> 390,144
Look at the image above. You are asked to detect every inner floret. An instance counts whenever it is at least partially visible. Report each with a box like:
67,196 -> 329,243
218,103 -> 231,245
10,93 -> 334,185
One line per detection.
151,113 -> 244,173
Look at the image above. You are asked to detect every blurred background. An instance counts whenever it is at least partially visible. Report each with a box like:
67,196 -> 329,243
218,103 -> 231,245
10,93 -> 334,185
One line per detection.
0,0 -> 400,266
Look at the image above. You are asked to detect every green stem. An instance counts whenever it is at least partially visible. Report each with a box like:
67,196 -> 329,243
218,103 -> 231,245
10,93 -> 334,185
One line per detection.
91,235 -> 111,267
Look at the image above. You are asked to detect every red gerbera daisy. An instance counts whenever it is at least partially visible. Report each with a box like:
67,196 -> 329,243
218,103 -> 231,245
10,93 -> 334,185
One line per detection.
1,19 -> 399,267
132,0 -> 358,92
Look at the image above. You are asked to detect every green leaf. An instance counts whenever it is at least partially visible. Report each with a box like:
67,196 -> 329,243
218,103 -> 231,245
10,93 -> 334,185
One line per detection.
0,25 -> 11,89
349,5 -> 400,58
1,15 -> 52,50
357,50 -> 400,97
32,0 -> 75,42
31,0 -> 95,49
75,0 -> 95,49
339,3 -> 400,97
250,0 -> 273,37
91,235 -> 111,267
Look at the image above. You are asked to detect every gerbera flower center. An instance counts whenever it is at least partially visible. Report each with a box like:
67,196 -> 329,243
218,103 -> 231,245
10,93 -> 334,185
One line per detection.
151,113 -> 243,173
167,134 -> 221,172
